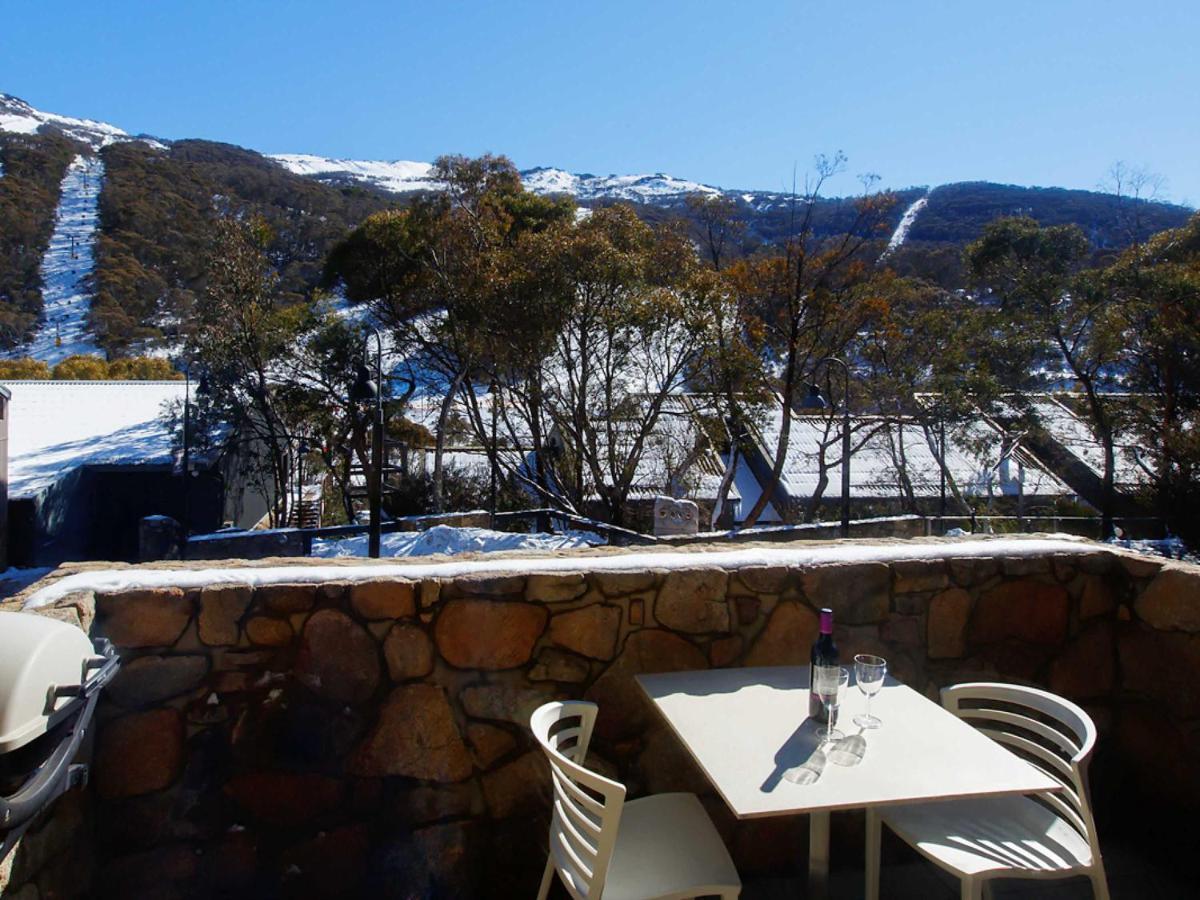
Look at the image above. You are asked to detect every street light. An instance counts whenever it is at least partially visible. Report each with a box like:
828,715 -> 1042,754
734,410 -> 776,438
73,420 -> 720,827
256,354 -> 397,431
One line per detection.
803,358 -> 852,538
350,328 -> 385,558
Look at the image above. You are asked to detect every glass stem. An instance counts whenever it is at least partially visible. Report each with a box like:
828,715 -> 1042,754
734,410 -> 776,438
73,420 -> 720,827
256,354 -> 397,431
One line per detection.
867,693 -> 872,720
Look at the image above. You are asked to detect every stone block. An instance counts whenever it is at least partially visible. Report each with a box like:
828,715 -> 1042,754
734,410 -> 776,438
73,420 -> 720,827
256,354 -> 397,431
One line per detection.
351,684 -> 472,781
95,709 -> 185,800
948,557 -> 999,587
224,772 -> 343,825
419,580 -> 441,609
383,621 -> 435,680
655,569 -> 730,633
1119,627 -> 1200,716
466,722 -> 517,769
1120,554 -> 1162,579
394,782 -> 482,825
593,571 -> 660,596
526,573 -> 588,603
928,588 -> 972,659
548,604 -> 621,660
528,647 -> 591,683
1000,556 -> 1051,577
880,614 -> 921,647
108,655 -> 209,707
1135,566 -> 1200,632
461,682 -> 558,725
96,588 -> 192,648
1049,622 -> 1115,700
445,575 -> 527,598
257,583 -> 317,614
435,599 -> 548,670
971,579 -> 1069,645
801,563 -> 890,624
245,616 -> 293,646
296,608 -> 381,704
350,580 -> 416,620
891,560 -> 949,594
744,601 -> 819,667
587,630 -> 707,740
481,751 -> 547,818
1079,576 -> 1118,620
198,585 -> 252,646
709,634 -> 743,667
734,595 -> 762,625
732,566 -> 791,595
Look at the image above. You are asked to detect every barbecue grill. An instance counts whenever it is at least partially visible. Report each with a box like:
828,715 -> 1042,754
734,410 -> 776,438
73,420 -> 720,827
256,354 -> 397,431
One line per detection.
0,610 -> 119,862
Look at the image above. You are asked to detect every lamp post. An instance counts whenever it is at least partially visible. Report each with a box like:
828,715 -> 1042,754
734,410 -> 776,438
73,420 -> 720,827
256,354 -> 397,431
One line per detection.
801,357 -> 852,538
487,379 -> 498,523
350,328 -> 385,558
179,366 -> 209,555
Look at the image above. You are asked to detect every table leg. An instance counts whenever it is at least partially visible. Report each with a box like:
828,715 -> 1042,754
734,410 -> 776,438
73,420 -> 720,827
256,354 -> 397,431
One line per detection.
808,810 -> 830,900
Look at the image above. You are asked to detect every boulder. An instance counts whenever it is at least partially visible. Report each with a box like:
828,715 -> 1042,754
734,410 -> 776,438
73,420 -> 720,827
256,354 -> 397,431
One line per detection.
655,569 -> 730,634
382,622 -> 435,680
97,588 -> 192,648
351,684 -> 472,781
1079,575 -> 1118,620
593,571 -> 660,596
257,583 -> 317,614
295,609 -> 381,704
528,647 -> 591,683
744,602 -> 819,667
481,751 -> 547,818
434,599 -> 548,670
709,634 -> 743,667
466,723 -> 517,769
548,604 -> 621,660
891,560 -> 950,594
461,682 -> 558,725
1049,622 -> 1115,700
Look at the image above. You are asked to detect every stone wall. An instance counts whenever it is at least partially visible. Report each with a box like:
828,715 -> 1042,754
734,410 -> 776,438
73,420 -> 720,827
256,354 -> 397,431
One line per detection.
4,539 -> 1200,898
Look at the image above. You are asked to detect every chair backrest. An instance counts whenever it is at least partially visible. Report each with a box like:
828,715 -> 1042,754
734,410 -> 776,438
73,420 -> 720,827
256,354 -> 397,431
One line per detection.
530,701 -> 627,900
942,682 -> 1102,853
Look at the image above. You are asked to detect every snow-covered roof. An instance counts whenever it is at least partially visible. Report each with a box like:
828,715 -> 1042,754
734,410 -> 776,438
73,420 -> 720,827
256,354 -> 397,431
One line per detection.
1,380 -> 187,499
1020,396 -> 1145,487
750,407 -> 1073,502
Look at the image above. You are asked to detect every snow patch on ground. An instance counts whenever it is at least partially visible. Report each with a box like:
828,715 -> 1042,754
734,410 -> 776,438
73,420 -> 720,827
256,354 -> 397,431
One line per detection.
2,155 -> 104,363
21,535 -> 1099,609
882,193 -> 930,257
311,524 -> 604,559
269,154 -> 439,193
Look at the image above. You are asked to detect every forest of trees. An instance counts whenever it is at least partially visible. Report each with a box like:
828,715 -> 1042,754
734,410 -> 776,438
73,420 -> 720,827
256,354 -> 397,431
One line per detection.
176,153 -> 1199,545
0,132 -> 82,346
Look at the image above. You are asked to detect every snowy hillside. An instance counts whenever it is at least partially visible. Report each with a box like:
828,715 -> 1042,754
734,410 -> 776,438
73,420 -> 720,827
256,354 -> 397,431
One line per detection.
881,192 -> 930,257
0,93 -> 139,150
1,155 -> 105,363
269,153 -> 439,193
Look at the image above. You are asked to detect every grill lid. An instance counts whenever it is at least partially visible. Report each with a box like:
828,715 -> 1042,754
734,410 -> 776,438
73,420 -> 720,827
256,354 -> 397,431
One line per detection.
0,612 -> 105,754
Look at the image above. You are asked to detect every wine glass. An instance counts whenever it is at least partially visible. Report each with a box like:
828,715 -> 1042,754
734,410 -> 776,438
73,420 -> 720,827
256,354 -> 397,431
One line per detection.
853,654 -> 887,729
815,665 -> 849,743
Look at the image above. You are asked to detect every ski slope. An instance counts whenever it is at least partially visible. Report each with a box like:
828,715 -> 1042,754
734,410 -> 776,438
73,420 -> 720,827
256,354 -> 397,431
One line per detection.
3,155 -> 105,363
882,193 -> 930,257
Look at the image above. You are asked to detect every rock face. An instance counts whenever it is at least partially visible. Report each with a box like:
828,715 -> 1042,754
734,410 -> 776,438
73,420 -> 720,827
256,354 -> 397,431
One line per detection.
928,588 -> 972,659
588,629 -> 707,739
198,585 -> 252,646
296,609 -> 381,704
744,602 -> 818,667
971,580 -> 1069,645
351,685 -> 472,782
434,599 -> 548,669
108,655 -> 208,707
1135,567 -> 1200,632
383,622 -> 435,680
350,580 -> 416,619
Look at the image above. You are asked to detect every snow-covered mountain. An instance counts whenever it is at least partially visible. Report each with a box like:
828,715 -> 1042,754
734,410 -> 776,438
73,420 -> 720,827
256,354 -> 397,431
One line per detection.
0,93 -> 163,151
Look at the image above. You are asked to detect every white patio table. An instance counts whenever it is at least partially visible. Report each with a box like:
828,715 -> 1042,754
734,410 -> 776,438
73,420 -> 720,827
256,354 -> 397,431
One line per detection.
636,666 -> 1061,899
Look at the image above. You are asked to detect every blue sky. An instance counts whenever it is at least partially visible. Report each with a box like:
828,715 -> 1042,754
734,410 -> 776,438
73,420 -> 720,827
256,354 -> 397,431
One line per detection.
3,0 -> 1197,204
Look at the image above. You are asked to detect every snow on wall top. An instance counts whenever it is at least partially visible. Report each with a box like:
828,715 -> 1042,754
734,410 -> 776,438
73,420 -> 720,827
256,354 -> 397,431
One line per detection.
21,534 -> 1098,610
0,380 -> 187,499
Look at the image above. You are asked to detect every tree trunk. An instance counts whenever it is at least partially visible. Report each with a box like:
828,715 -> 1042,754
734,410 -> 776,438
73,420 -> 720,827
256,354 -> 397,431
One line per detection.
432,369 -> 467,514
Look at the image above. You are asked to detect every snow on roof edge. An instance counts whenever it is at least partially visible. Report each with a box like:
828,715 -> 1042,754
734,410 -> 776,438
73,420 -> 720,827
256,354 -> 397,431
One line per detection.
22,535 -> 1107,610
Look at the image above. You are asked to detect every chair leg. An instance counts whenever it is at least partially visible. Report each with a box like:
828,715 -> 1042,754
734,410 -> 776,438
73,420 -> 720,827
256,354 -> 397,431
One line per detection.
536,856 -> 555,900
865,808 -> 881,900
961,877 -> 983,900
1089,866 -> 1111,900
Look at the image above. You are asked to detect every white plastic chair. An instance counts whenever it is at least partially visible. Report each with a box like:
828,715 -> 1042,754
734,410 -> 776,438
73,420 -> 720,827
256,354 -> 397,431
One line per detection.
531,700 -> 741,900
866,682 -> 1110,900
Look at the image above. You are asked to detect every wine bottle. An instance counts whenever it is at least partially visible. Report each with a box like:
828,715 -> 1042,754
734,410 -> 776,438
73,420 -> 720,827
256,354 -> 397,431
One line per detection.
808,608 -> 838,721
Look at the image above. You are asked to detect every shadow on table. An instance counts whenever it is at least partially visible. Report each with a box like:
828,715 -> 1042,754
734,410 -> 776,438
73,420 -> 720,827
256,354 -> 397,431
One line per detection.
762,720 -> 827,791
